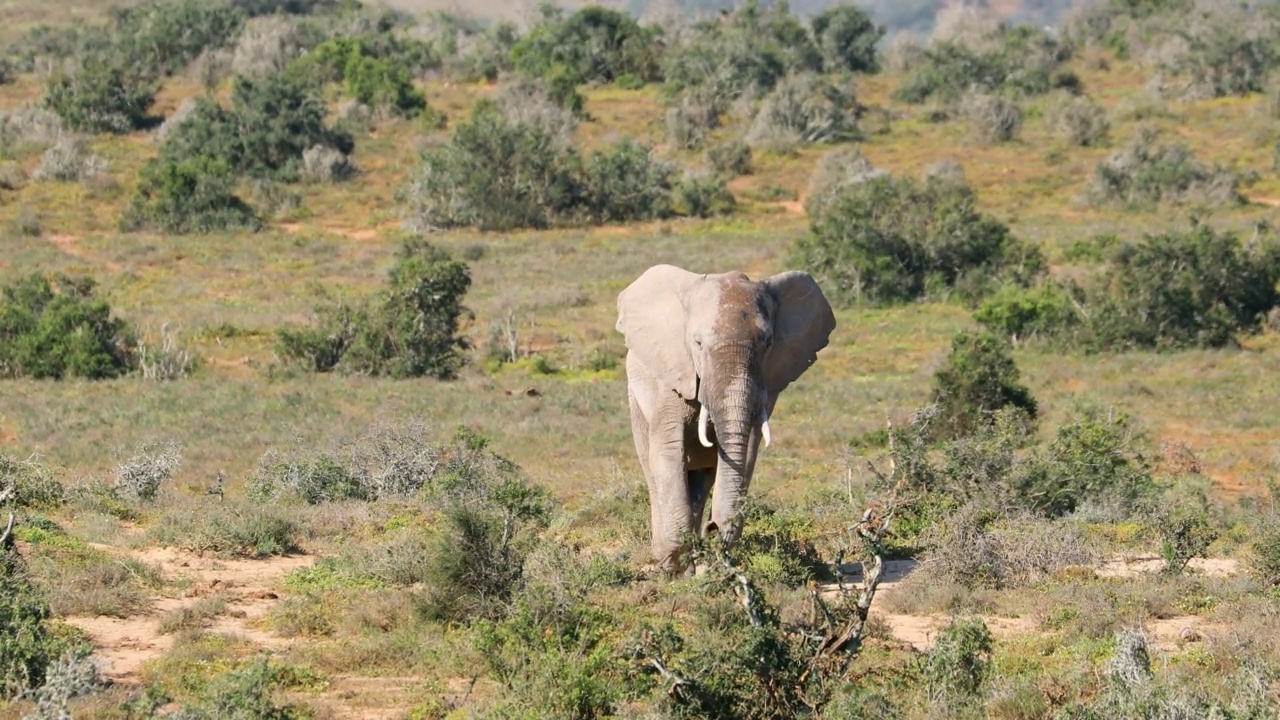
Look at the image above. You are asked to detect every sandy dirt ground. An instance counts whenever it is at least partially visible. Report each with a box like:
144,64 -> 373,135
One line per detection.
54,544 -> 1242,716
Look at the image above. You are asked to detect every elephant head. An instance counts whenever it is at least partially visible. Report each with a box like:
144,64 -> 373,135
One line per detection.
616,264 -> 836,556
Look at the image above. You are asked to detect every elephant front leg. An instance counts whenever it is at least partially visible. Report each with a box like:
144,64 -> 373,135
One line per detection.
647,439 -> 694,575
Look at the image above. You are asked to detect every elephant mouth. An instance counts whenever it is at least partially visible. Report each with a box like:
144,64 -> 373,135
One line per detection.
697,402 -> 771,449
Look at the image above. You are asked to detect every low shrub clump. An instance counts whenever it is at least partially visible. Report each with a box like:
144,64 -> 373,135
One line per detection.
284,36 -> 427,117
744,72 -> 862,150
121,155 -> 261,234
509,6 -> 662,88
793,165 -> 1043,306
276,238 -> 472,378
41,59 -> 158,134
894,24 -> 1074,105
977,224 -> 1280,351
0,274 -> 136,380
1087,126 -> 1241,207
401,97 -> 714,232
957,89 -> 1023,144
810,5 -> 884,74
929,331 -> 1038,441
1,521 -> 83,700
160,73 -> 355,183
1047,92 -> 1111,146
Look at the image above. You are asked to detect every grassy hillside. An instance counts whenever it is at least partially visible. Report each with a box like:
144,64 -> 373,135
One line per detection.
1,0 -> 1279,717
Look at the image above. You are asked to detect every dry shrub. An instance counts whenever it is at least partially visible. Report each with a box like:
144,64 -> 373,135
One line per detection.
664,87 -> 724,151
1047,92 -> 1110,147
231,15 -> 306,77
803,145 -> 885,215
154,97 -> 199,144
494,75 -> 578,151
0,105 -> 65,153
32,136 -> 109,183
882,31 -> 925,74
138,323 -> 197,381
930,4 -> 1003,52
187,47 -> 233,90
113,439 -> 182,503
300,144 -> 357,183
334,99 -> 374,133
745,72 -> 861,151
915,505 -> 1099,590
957,90 -> 1022,144
144,499 -> 301,558
1086,125 -> 1240,207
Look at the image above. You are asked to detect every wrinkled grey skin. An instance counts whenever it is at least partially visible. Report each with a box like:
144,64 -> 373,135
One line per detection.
616,264 -> 836,574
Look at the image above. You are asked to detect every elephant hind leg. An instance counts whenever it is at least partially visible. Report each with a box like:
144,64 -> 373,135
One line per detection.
688,468 -> 714,535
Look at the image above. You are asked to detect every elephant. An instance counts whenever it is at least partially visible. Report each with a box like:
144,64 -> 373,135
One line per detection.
616,264 -> 836,574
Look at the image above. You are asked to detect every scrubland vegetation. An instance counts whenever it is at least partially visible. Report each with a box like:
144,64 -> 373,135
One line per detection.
3,0 -> 1280,717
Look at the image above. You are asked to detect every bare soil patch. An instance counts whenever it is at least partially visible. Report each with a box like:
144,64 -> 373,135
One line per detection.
64,546 -> 313,684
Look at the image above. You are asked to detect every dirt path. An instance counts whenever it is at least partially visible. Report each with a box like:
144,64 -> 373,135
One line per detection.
63,546 -> 426,718
830,556 -> 1242,652
64,547 -> 314,684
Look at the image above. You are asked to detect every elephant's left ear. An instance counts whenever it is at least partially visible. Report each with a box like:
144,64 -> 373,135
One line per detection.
762,271 -> 836,397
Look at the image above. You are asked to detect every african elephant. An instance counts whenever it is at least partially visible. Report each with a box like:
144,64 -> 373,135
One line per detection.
616,264 -> 836,574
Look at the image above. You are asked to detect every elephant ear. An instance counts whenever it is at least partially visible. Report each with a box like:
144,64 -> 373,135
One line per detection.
616,264 -> 701,399
762,271 -> 836,397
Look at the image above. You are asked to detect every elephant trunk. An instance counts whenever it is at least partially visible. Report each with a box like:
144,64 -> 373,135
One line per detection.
703,353 -> 763,544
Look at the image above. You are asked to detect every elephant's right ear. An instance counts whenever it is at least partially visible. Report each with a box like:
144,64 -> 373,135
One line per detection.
616,264 -> 699,399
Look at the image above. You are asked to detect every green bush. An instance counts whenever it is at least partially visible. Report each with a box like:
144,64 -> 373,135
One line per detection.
1251,521 -> 1280,587
981,225 -> 1279,352
1153,504 -> 1219,575
811,6 -> 884,74
1,531 -> 80,700
474,544 -> 631,717
707,140 -> 752,177
1017,408 -> 1155,518
285,37 -> 426,117
121,155 -> 261,235
580,139 -> 675,224
0,274 -> 135,380
735,501 -> 828,587
661,0 -> 820,102
1087,126 -> 1240,207
0,455 -> 64,509
930,331 -> 1038,441
1082,224 -> 1280,350
41,59 -> 158,133
277,239 -> 472,379
400,99 -> 579,231
923,617 -> 993,710
893,24 -> 1073,104
155,73 -> 353,185
225,72 -> 354,181
673,173 -> 737,218
974,283 -> 1079,345
793,170 -> 1043,306
510,6 -> 662,87
421,432 -> 552,621
111,0 -> 246,78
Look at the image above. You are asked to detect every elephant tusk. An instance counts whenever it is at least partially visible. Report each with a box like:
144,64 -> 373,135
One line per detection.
698,404 -> 713,448
761,418 -> 772,448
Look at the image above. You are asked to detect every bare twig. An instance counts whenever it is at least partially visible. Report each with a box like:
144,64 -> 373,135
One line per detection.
0,512 -> 14,547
